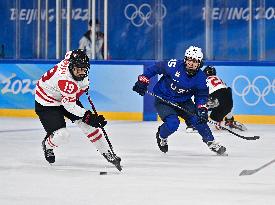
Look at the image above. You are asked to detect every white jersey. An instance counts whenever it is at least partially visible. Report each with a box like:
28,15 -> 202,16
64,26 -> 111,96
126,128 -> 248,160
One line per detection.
35,58 -> 89,117
206,75 -> 227,94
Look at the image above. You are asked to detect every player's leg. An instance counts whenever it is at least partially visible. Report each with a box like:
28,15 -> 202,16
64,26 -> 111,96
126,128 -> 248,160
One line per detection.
225,112 -> 248,131
154,98 -> 180,153
35,101 -> 70,163
75,120 -> 120,159
209,89 -> 233,130
219,88 -> 246,130
185,118 -> 198,133
62,101 -> 121,166
210,89 -> 233,121
179,100 -> 227,155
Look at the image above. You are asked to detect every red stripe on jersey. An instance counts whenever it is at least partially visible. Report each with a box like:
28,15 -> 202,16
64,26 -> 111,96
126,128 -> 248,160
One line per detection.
36,91 -> 54,103
91,134 -> 102,143
87,129 -> 100,138
37,82 -> 59,102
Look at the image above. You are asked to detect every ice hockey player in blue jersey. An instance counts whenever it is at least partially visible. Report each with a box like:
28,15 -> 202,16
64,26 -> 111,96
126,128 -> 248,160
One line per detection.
132,46 -> 227,155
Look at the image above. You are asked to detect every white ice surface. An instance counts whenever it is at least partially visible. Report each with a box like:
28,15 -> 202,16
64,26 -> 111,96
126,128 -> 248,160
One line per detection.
0,118 -> 274,205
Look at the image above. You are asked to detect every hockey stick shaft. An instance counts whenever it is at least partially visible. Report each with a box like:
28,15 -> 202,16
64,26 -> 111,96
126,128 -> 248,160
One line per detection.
146,91 -> 259,140
87,96 -> 116,155
239,159 -> 275,176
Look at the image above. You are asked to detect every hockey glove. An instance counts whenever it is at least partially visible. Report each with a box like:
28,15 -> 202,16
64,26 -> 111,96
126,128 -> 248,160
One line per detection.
197,105 -> 208,124
132,75 -> 150,96
82,110 -> 107,128
206,97 -> 219,109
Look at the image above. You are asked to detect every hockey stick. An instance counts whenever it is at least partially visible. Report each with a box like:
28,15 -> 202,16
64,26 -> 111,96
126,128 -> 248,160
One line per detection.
239,159 -> 275,176
146,91 -> 260,141
87,96 -> 122,171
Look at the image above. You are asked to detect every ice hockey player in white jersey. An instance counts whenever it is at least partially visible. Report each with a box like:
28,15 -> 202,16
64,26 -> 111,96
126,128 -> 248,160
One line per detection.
35,49 -> 122,170
186,65 -> 246,132
203,66 -> 247,131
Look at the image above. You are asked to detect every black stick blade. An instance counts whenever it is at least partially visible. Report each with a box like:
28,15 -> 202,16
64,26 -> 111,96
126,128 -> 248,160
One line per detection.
239,169 -> 258,176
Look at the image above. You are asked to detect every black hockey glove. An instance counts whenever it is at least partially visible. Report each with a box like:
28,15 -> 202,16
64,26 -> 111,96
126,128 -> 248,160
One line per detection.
132,75 -> 150,96
82,110 -> 107,128
197,106 -> 208,124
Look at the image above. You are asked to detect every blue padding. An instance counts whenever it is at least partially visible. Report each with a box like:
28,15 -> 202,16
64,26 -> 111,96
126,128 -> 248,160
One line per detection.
143,62 -> 158,121
143,76 -> 158,121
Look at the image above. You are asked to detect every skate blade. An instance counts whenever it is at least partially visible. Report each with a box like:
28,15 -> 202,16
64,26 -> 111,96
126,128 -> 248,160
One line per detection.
115,164 -> 123,172
217,152 -> 228,156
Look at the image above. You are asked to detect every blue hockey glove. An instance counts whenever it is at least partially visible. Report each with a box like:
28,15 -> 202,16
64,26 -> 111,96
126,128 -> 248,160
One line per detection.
82,110 -> 107,128
197,105 -> 208,124
132,75 -> 150,96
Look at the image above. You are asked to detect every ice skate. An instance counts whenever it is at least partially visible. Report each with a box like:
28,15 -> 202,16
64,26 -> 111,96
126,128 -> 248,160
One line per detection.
103,150 -> 122,171
41,135 -> 55,164
156,127 -> 168,153
186,125 -> 198,133
207,140 -> 227,156
225,117 -> 247,131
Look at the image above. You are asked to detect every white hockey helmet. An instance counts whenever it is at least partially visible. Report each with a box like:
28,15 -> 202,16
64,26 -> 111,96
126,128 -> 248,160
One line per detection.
184,46 -> 203,62
184,46 -> 204,76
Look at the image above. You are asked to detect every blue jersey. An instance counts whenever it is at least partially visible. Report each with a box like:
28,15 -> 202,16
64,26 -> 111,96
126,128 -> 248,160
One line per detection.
143,59 -> 209,106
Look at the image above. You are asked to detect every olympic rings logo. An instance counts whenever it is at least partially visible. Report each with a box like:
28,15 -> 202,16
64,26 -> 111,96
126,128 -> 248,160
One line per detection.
124,3 -> 167,27
232,75 -> 275,106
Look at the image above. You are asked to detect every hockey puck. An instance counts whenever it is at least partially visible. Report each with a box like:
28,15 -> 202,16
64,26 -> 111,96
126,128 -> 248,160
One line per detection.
99,171 -> 107,175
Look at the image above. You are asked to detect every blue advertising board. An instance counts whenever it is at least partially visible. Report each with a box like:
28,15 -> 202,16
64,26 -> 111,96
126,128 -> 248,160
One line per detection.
0,63 -> 143,114
0,61 -> 274,121
82,64 -> 143,112
214,66 -> 275,115
0,63 -> 44,108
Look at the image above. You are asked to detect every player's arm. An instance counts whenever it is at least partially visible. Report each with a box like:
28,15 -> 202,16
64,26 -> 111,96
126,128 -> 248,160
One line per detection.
132,61 -> 166,96
58,80 -> 106,128
58,79 -> 86,117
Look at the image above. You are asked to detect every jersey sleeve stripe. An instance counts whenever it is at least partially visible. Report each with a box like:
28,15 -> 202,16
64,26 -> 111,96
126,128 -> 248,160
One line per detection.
37,82 -> 60,102
35,91 -> 54,103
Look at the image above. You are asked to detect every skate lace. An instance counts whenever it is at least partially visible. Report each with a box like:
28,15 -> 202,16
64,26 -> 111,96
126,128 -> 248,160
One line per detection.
104,152 -> 116,162
46,149 -> 55,157
160,138 -> 168,146
208,141 -> 221,151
